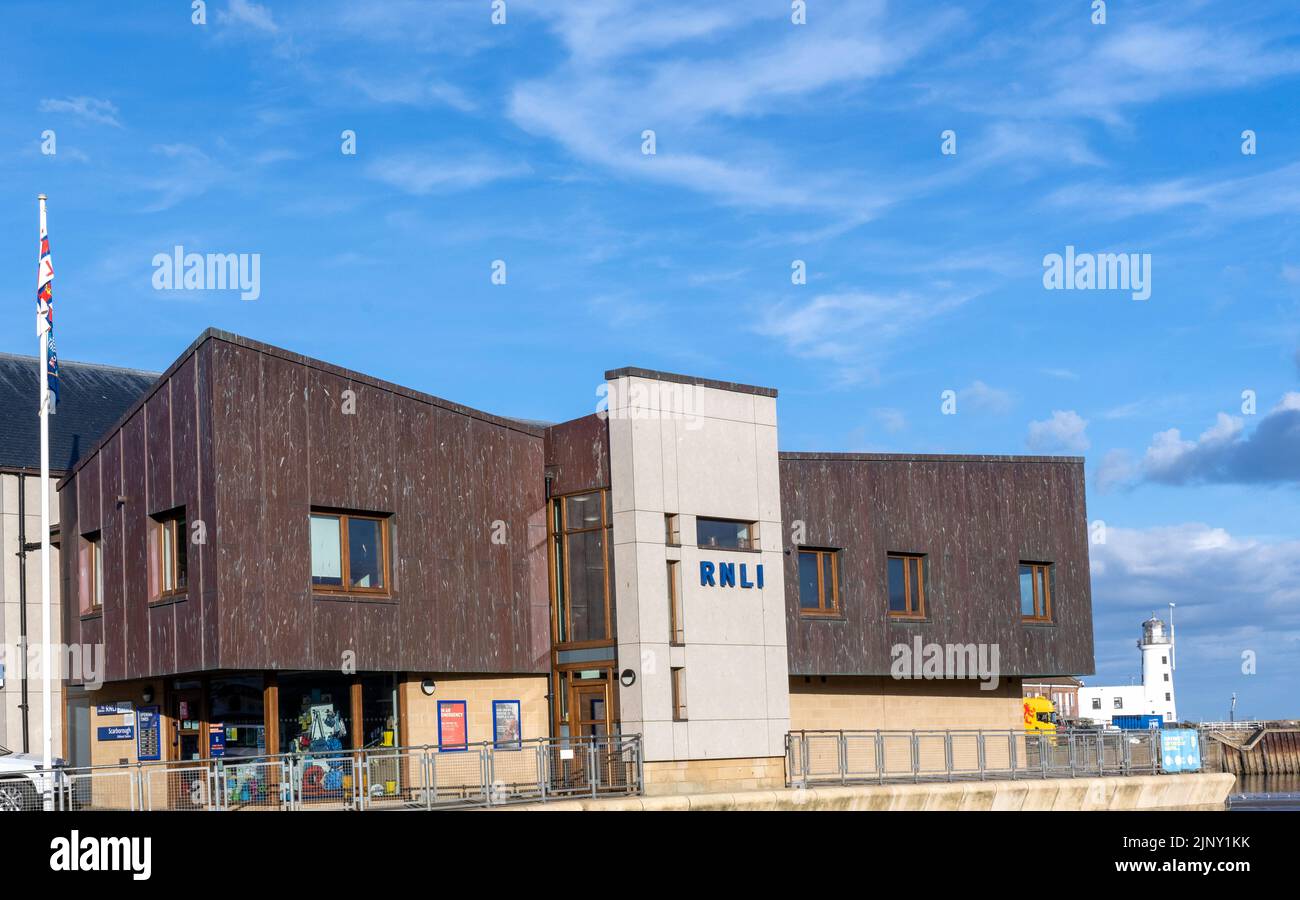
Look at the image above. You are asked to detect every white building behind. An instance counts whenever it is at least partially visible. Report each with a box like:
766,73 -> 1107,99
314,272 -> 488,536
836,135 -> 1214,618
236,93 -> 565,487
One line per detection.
1079,616 -> 1177,724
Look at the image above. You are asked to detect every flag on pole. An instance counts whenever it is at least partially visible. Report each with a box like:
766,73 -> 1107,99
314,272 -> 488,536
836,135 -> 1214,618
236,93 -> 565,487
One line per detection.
36,198 -> 58,409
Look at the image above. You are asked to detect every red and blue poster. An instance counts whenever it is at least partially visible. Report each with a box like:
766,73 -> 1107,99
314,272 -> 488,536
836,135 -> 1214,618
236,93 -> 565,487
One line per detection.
438,700 -> 467,751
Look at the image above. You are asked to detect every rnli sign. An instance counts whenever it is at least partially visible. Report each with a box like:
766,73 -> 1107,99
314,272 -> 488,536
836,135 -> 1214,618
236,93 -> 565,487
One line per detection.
700,561 -> 764,589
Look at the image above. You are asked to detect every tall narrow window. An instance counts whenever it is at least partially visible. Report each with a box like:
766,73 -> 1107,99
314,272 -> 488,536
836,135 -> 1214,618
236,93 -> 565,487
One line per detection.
887,553 -> 925,618
667,560 -> 684,644
1019,562 -> 1053,622
671,667 -> 687,721
151,509 -> 187,600
311,511 -> 390,595
664,513 -> 680,546
797,548 -> 840,616
80,531 -> 104,612
550,490 -> 614,645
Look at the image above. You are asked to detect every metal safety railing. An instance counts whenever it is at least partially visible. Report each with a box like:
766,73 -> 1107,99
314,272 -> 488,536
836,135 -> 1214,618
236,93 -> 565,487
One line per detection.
0,734 -> 642,812
785,729 -> 1172,788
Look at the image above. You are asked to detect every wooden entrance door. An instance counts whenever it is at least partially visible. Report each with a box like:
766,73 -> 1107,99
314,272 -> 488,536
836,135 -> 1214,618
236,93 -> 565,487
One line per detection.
169,689 -> 206,808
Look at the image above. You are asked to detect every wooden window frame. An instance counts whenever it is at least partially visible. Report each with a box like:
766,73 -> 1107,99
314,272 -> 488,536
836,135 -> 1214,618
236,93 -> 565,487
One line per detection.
886,553 -> 926,619
671,667 -> 687,722
152,510 -> 187,600
1019,561 -> 1053,623
797,547 -> 841,617
664,513 -> 680,546
667,559 -> 684,644
82,530 -> 104,613
547,489 -> 614,649
311,510 -> 391,597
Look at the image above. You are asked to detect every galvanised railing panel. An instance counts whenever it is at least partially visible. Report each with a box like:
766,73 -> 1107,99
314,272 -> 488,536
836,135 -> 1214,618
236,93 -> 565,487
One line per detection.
0,735 -> 642,812
786,729 -> 1171,788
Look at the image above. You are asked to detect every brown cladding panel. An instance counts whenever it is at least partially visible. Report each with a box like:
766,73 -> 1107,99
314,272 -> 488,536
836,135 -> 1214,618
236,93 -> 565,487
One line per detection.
780,455 -> 1094,679
98,435 -> 125,682
170,354 -> 204,674
212,342 -> 267,669
258,352 -> 311,668
120,414 -> 149,677
393,400 -> 434,670
544,414 -> 609,496
195,343 -> 220,670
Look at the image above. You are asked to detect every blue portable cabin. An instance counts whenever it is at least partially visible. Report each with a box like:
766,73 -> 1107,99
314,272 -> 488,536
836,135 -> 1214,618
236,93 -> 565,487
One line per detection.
1112,714 -> 1164,730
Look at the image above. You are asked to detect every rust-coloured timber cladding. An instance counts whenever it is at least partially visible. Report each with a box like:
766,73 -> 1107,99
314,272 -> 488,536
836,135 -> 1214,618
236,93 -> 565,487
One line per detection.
544,413 -> 610,497
60,338 -> 220,682
59,328 -> 552,682
780,453 -> 1095,678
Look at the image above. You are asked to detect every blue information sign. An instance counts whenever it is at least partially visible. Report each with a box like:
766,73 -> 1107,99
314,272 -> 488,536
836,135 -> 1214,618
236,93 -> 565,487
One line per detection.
97,725 -> 135,741
1160,728 -> 1202,773
137,706 -> 162,761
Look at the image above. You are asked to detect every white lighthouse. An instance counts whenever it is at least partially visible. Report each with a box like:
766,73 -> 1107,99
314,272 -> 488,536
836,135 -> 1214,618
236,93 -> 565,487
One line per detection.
1078,614 -> 1178,725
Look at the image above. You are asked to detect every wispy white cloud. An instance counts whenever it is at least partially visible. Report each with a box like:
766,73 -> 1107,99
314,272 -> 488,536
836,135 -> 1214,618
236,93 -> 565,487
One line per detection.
364,150 -> 531,195
754,287 -> 977,385
961,380 -> 1013,415
220,0 -> 279,34
508,0 -> 959,213
39,96 -> 122,128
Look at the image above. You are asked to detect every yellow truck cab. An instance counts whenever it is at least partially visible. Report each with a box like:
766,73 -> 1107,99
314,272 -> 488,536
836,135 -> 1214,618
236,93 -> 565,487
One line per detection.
1023,696 -> 1058,733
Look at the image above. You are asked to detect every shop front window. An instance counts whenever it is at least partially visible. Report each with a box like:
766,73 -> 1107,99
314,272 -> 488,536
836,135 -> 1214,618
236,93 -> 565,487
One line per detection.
208,675 -> 266,759
278,674 -> 354,755
360,675 -> 399,749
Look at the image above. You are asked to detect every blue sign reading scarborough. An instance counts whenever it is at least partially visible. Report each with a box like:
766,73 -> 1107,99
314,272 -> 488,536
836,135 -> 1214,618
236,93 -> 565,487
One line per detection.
700,561 -> 764,589
97,726 -> 135,742
1160,728 -> 1202,773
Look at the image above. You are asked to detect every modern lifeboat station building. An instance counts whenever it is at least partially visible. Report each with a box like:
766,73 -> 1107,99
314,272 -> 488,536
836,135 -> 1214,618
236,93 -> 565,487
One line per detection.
59,329 -> 1094,794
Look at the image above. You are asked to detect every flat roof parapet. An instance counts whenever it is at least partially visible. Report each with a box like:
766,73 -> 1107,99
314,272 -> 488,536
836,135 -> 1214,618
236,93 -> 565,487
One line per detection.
604,366 -> 778,398
779,451 -> 1085,464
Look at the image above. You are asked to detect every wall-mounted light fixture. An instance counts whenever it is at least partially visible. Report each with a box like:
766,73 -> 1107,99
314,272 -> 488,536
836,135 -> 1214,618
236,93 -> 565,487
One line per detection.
619,669 -> 636,688
420,678 -> 436,696
142,686 -> 154,704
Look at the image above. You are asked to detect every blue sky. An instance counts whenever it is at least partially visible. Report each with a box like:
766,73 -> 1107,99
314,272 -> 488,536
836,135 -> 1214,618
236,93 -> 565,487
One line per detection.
1,0 -> 1297,720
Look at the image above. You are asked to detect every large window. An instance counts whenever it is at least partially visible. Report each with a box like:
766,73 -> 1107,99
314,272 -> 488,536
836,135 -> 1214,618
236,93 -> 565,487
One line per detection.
696,517 -> 757,550
311,511 -> 389,594
1019,562 -> 1053,622
887,553 -> 925,618
550,490 -> 614,645
798,548 -> 840,616
151,508 -> 187,600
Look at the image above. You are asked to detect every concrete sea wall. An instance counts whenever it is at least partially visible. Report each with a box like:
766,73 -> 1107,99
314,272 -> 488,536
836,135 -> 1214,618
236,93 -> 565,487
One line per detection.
511,773 -> 1235,811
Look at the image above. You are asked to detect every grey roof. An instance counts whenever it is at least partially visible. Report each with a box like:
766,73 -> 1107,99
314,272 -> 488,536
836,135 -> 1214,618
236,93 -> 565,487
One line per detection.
0,352 -> 159,474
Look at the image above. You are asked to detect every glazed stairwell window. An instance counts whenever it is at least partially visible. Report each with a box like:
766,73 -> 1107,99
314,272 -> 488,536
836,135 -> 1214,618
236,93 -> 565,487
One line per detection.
887,553 -> 925,618
798,548 -> 841,616
311,510 -> 390,595
550,490 -> 614,645
149,508 -> 187,601
1019,562 -> 1053,623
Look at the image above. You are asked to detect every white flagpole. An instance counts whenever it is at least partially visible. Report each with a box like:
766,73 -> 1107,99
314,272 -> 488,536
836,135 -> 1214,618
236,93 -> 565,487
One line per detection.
37,194 -> 53,795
